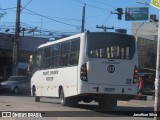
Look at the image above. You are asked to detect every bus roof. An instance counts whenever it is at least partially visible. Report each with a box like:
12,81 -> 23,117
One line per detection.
37,32 -> 134,49
38,33 -> 82,49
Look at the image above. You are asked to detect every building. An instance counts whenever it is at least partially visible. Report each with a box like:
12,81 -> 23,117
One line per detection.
132,21 -> 158,69
137,37 -> 157,70
132,21 -> 158,93
132,22 -> 158,41
0,33 -> 48,82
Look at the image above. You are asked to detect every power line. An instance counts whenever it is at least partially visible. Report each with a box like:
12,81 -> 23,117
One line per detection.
102,13 -> 111,25
21,0 -> 33,11
1,1 -> 133,34
73,0 -> 112,12
1,6 -> 80,30
23,7 -> 81,29
5,6 -> 82,22
21,8 -> 102,22
0,7 -> 16,10
1,2 -> 112,33
45,16 -> 81,22
94,0 -> 117,8
0,21 -> 80,37
85,22 -> 96,31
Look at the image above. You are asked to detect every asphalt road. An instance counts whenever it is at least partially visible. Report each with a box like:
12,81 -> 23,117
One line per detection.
0,93 -> 155,120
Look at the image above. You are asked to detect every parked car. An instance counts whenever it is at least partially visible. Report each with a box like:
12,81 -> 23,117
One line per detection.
0,76 -> 31,94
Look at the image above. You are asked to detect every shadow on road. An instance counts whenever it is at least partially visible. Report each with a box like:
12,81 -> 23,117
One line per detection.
42,104 -> 154,117
68,103 -> 154,117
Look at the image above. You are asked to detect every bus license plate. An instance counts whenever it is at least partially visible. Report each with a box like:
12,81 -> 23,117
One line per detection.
105,88 -> 115,92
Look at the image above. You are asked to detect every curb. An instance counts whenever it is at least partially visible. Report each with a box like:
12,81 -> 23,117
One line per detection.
134,95 -> 147,100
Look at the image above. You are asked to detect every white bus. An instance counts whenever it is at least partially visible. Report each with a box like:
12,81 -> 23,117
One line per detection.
31,32 -> 138,108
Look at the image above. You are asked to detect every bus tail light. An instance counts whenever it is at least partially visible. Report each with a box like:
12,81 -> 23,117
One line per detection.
80,63 -> 88,81
133,66 -> 138,84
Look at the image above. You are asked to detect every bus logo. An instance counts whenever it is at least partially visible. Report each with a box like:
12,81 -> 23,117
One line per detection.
107,65 -> 115,73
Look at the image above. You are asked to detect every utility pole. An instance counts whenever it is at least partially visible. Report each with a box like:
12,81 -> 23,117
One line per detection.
135,1 -> 160,119
154,10 -> 160,120
96,25 -> 114,32
81,5 -> 85,33
12,0 -> 21,76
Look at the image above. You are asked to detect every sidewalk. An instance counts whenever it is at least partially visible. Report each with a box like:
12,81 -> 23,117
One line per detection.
146,95 -> 154,101
134,94 -> 154,101
131,95 -> 154,108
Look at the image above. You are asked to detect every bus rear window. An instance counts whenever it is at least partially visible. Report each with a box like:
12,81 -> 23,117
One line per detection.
88,33 -> 135,60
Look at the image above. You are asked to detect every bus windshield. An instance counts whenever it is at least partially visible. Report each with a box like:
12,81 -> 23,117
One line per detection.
87,33 -> 135,60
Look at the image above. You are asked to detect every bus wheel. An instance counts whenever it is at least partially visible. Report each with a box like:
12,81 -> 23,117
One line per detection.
33,87 -> 40,102
60,89 -> 67,106
32,86 -> 36,96
60,89 -> 78,106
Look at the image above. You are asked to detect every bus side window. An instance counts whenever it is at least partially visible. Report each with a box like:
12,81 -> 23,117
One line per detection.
59,42 -> 70,66
50,44 -> 60,68
34,49 -> 43,70
69,38 -> 80,65
43,46 -> 51,69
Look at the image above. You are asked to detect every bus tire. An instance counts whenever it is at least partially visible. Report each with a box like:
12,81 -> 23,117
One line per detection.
60,89 -> 68,106
35,96 -> 40,102
32,86 -> 36,96
33,86 -> 40,102
60,89 -> 78,106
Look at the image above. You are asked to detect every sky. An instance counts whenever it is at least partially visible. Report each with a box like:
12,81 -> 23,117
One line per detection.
0,0 -> 159,37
